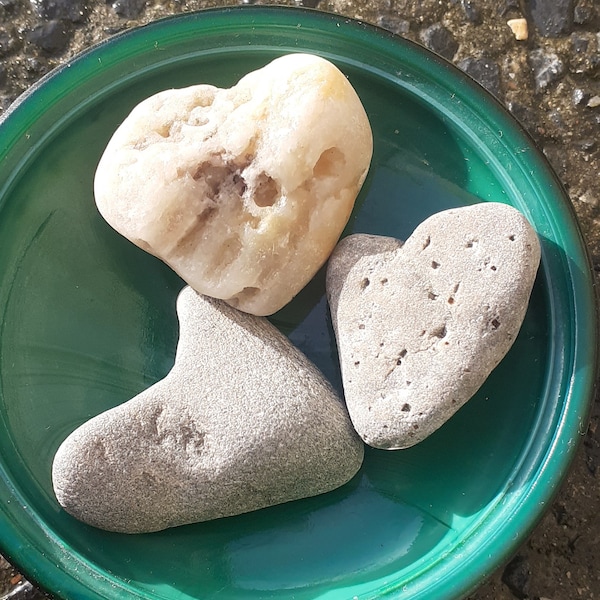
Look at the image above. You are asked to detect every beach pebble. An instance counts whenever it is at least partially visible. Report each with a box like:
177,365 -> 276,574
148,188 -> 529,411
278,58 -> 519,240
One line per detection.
94,53 -> 373,316
52,287 -> 364,533
326,203 -> 541,450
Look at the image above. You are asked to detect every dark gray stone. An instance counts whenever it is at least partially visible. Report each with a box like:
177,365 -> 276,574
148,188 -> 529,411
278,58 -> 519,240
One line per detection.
507,101 -> 540,140
29,0 -> 87,23
0,29 -> 12,56
419,23 -> 458,60
571,33 -> 589,54
497,0 -> 520,17
529,48 -> 565,92
461,0 -> 482,24
502,554 -> 531,599
27,20 -> 71,53
111,0 -> 146,18
377,15 -> 410,35
574,0 -> 595,24
457,56 -> 501,98
527,0 -> 574,37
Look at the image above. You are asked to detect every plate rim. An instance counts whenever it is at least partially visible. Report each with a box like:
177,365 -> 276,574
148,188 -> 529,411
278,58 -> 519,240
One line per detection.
0,6 -> 597,600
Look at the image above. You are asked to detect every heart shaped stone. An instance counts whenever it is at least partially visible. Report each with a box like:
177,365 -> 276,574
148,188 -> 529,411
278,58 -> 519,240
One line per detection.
94,53 -> 373,316
326,203 -> 541,450
52,287 -> 364,533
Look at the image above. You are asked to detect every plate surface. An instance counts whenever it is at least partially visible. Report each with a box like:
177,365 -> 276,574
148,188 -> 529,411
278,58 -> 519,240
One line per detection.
0,7 -> 596,600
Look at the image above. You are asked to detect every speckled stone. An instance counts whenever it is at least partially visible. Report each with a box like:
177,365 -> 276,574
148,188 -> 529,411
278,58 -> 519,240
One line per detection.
326,203 -> 541,450
52,287 -> 363,533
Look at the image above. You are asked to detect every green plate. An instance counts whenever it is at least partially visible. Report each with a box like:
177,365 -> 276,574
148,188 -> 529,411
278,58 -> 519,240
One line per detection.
0,7 -> 596,600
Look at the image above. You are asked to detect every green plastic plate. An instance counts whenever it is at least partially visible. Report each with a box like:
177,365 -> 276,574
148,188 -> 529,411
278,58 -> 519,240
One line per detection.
0,7 -> 596,600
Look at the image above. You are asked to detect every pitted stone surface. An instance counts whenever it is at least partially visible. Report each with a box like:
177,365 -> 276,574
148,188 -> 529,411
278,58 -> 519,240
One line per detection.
326,203 -> 541,450
94,53 -> 372,316
52,287 -> 364,533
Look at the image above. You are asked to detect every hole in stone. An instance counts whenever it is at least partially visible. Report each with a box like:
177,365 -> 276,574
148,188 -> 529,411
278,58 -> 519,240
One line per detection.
491,318 -> 501,329
396,349 -> 407,365
358,323 -> 365,330
428,291 -> 438,300
406,380 -> 412,386
447,297 -> 455,304
313,147 -> 345,178
413,424 -> 419,430
253,172 -> 279,207
360,278 -> 370,290
490,265 -> 497,271
509,234 -> 516,241
431,260 -> 440,269
422,236 -> 431,250
381,278 -> 388,285
401,403 -> 411,412
354,361 -> 360,366
431,324 -> 447,338
228,286 -> 260,307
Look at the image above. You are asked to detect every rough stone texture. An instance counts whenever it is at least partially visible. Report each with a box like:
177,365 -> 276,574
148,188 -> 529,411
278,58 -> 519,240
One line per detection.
529,48 -> 566,92
52,287 -> 363,534
1,0 -> 599,596
419,23 -> 459,60
457,55 -> 502,98
326,203 -> 541,450
94,53 -> 373,317
526,0 -> 575,37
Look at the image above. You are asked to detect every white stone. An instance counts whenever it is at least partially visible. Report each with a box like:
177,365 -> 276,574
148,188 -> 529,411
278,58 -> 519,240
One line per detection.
507,18 -> 528,41
94,53 -> 373,316
326,203 -> 541,449
52,287 -> 364,533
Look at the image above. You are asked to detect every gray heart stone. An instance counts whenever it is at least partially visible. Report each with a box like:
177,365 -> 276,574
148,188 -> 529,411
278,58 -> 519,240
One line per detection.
52,287 -> 363,533
326,202 -> 541,450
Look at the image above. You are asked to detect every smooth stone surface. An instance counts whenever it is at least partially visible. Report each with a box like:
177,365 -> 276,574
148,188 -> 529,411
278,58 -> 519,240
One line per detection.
326,203 -> 541,450
94,53 -> 373,316
52,287 -> 364,533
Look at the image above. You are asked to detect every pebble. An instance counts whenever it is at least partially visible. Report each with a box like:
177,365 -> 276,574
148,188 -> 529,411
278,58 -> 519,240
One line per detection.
94,54 -> 372,317
377,15 -> 410,35
457,56 -> 502,98
111,0 -> 147,18
572,87 -> 590,106
526,0 -> 574,37
419,23 -> 458,61
27,20 -> 70,53
52,287 -> 364,533
507,17 -> 528,40
326,203 -> 540,450
29,0 -> 87,23
587,95 -> 600,108
460,0 -> 482,24
502,553 -> 531,599
573,0 -> 594,25
529,48 -> 566,92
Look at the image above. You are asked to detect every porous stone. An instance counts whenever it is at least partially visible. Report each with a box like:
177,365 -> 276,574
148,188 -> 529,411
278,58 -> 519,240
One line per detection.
326,203 -> 541,450
52,287 -> 363,533
94,53 -> 373,316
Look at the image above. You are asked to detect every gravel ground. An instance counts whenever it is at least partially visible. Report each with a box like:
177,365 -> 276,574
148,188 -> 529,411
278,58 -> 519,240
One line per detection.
0,0 -> 599,599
